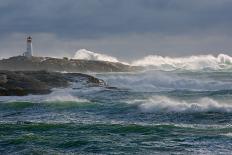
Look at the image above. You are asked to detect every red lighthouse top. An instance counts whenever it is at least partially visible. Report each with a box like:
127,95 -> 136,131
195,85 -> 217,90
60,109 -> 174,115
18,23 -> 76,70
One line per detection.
27,36 -> 32,43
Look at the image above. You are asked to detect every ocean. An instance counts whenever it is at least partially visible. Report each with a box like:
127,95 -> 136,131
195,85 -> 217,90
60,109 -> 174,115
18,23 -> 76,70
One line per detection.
1,54 -> 232,154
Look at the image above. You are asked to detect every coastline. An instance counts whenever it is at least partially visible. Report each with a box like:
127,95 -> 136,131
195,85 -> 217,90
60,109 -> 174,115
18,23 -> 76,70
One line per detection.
0,70 -> 104,96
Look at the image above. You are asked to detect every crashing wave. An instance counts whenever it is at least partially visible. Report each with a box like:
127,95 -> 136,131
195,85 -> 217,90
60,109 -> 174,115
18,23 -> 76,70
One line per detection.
132,54 -> 232,70
74,49 -> 120,63
44,89 -> 89,103
127,96 -> 232,113
73,49 -> 232,71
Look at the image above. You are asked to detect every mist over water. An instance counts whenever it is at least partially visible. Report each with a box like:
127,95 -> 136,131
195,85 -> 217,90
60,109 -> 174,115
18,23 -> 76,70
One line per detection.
1,50 -> 232,154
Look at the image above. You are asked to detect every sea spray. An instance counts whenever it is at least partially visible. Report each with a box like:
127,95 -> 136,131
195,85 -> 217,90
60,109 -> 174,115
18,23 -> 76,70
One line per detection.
1,70 -> 232,154
0,88 -> 89,103
127,96 -> 232,113
132,54 -> 232,70
2,57 -> 232,154
98,70 -> 232,92
74,49 -> 120,63
73,49 -> 232,71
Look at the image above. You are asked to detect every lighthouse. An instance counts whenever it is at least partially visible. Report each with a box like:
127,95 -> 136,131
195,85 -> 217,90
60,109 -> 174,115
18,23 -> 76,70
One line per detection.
23,36 -> 33,58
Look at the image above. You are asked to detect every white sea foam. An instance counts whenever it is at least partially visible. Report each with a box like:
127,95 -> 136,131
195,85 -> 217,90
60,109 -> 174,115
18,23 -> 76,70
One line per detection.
221,133 -> 232,137
132,54 -> 232,70
73,49 -> 232,71
127,96 -> 232,113
100,70 -> 232,92
74,49 -> 120,63
44,89 -> 89,103
0,89 -> 89,103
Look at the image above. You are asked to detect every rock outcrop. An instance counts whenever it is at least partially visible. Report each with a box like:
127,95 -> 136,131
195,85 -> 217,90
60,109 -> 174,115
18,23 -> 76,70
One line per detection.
0,70 -> 104,96
0,56 -> 139,72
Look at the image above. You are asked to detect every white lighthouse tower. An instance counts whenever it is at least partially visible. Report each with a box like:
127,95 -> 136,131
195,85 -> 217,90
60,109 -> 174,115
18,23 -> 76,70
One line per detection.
23,36 -> 33,58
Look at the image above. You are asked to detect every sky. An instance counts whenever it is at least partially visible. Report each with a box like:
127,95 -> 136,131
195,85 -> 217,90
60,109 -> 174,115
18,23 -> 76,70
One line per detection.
0,0 -> 232,60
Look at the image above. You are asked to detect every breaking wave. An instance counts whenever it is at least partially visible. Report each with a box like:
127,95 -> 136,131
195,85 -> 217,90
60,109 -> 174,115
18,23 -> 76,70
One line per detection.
44,89 -> 89,103
0,89 -> 89,103
127,96 -> 232,113
74,49 -> 120,63
73,49 -> 232,71
100,70 -> 232,92
132,54 -> 232,70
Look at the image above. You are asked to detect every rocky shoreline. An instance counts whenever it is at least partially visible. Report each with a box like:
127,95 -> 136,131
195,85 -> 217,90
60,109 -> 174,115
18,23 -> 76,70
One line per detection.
0,56 -> 140,72
0,70 -> 104,96
0,56 -> 141,96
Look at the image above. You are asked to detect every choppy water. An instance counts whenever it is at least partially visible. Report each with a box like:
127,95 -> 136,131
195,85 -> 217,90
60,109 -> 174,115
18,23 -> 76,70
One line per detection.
1,70 -> 232,154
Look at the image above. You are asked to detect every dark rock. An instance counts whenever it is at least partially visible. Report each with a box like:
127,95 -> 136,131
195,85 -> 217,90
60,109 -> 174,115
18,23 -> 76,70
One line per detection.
0,70 -> 104,96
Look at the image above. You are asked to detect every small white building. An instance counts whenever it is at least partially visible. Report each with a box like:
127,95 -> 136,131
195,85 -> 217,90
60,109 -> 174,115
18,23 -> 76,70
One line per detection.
23,36 -> 33,58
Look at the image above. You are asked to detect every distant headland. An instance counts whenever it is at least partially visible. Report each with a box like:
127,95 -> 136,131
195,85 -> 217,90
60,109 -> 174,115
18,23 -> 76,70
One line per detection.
0,36 -> 140,72
0,56 -> 138,72
0,37 -> 140,96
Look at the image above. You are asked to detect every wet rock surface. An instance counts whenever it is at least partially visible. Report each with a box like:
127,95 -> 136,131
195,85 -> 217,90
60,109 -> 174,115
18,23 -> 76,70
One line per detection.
0,70 -> 105,96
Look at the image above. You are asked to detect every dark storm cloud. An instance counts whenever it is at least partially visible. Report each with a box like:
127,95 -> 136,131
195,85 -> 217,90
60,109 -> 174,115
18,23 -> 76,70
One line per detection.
1,0 -> 232,59
1,0 -> 232,39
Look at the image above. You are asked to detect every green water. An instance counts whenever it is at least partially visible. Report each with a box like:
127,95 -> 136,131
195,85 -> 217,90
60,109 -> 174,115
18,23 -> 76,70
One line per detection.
1,71 -> 232,154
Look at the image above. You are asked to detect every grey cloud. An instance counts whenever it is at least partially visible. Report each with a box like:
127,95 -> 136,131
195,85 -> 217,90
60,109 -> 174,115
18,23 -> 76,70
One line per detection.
1,33 -> 231,60
0,0 -> 232,59
0,0 -> 232,39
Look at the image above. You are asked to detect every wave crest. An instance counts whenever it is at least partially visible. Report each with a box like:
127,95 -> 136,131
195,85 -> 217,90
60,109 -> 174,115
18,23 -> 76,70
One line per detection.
73,49 -> 232,71
74,49 -> 120,63
0,89 -> 89,103
44,90 -> 89,103
132,54 -> 232,70
128,96 -> 232,113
